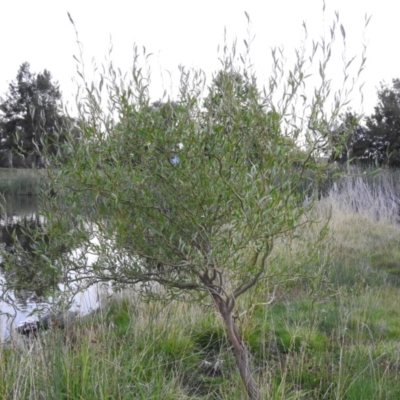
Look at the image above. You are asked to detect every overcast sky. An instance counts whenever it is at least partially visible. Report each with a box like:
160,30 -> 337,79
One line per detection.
0,0 -> 399,117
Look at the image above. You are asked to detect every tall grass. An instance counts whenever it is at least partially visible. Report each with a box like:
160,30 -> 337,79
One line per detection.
318,167 -> 400,287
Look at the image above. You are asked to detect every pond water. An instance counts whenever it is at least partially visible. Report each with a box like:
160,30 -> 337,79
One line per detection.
0,194 -> 113,341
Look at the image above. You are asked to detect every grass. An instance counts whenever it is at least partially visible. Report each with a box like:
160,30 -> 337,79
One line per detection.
2,288 -> 400,399
2,168 -> 400,398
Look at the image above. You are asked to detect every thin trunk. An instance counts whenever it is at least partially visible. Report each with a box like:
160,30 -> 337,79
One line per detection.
203,273 -> 260,399
215,298 -> 260,400
224,311 -> 260,400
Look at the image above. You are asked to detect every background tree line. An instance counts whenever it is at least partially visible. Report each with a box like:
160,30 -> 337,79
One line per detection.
2,63 -> 400,169
331,79 -> 400,168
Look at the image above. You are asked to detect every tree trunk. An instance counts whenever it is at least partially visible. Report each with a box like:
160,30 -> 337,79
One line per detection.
7,149 -> 13,168
216,298 -> 260,400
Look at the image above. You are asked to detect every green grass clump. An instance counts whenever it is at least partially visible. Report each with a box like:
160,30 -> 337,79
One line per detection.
3,286 -> 400,399
192,318 -> 227,355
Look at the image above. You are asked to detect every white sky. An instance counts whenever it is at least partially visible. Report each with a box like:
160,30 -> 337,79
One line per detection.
0,0 -> 399,117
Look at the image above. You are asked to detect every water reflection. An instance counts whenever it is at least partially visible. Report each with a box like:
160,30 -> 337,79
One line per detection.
0,193 -> 38,218
0,194 -> 110,341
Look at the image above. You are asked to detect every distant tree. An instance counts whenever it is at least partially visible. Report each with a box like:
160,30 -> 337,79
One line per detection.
202,70 -> 280,165
364,79 -> 400,167
329,111 -> 369,164
108,100 -> 184,168
0,62 -> 68,162
203,70 -> 259,114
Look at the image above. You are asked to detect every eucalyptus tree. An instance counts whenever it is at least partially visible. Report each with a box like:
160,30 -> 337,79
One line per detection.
328,80 -> 400,168
365,79 -> 400,167
0,63 -> 69,162
33,14 -> 365,400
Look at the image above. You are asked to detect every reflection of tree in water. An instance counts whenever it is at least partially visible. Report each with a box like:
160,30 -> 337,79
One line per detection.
0,194 -> 39,218
0,215 -> 61,301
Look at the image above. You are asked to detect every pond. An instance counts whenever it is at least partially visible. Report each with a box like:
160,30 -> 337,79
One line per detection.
0,193 -> 113,341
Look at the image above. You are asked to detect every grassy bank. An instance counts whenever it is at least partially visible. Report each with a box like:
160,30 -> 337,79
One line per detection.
0,168 -> 46,196
2,168 -> 400,399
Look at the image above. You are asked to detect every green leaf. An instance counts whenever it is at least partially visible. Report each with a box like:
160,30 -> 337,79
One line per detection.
340,24 -> 346,40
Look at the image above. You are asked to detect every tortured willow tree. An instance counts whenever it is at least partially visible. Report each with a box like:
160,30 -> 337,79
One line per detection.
38,13 -> 365,400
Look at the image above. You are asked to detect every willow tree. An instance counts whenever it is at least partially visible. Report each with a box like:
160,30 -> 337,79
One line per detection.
36,13 -> 365,399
